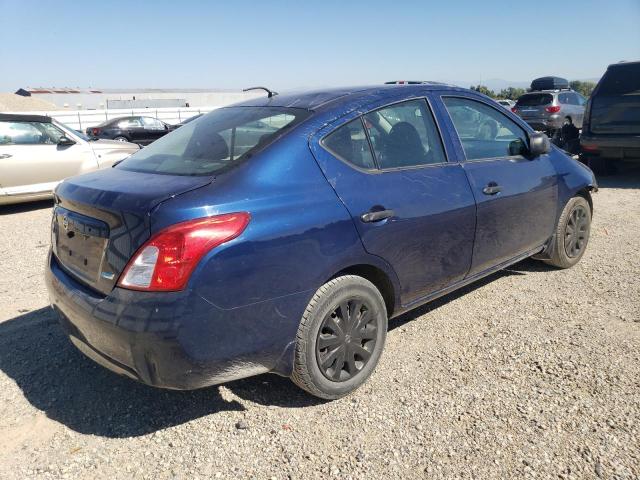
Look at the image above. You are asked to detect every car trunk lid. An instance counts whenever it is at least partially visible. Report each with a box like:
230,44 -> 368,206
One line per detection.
52,168 -> 213,295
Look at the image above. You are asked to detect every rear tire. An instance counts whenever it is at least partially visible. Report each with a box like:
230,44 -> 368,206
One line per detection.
291,275 -> 387,400
543,196 -> 591,269
113,136 -> 128,142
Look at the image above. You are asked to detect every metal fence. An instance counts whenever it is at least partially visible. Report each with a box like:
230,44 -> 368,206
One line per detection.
7,106 -> 221,131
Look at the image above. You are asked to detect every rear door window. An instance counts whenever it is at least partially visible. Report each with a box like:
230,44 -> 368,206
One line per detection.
118,118 -> 143,129
516,94 -> 553,107
322,118 -> 375,169
363,99 -> 446,168
141,117 -> 166,130
443,97 -> 528,160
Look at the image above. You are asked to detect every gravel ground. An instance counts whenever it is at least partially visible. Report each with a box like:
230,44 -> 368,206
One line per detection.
0,166 -> 639,480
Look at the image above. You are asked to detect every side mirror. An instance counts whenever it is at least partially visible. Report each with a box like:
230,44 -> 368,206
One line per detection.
57,136 -> 75,146
528,131 -> 550,157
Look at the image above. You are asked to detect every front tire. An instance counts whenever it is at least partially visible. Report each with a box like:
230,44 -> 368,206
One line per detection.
543,196 -> 591,268
291,275 -> 387,400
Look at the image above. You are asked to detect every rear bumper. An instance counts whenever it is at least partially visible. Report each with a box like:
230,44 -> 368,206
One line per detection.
580,134 -> 640,160
45,252 -> 310,389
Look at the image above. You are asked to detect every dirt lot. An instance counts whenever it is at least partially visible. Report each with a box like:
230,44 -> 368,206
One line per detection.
0,167 -> 638,480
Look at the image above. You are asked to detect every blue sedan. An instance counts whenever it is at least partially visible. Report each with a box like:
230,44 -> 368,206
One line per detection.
45,84 -> 597,399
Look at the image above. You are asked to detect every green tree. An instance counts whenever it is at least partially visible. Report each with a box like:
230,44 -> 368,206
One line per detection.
569,80 -> 597,98
497,87 -> 527,100
470,85 -> 496,98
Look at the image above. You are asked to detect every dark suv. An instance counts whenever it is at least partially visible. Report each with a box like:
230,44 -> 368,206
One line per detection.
581,61 -> 640,166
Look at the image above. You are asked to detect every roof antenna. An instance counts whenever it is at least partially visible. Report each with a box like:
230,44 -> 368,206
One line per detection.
243,86 -> 278,98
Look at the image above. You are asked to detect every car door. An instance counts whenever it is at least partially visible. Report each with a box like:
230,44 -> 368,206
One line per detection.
571,93 -> 586,128
140,117 -> 168,144
310,98 -> 476,306
117,117 -> 145,143
437,94 -> 558,276
0,120 -> 96,196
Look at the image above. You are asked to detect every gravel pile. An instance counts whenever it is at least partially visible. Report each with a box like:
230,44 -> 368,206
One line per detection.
0,93 -> 58,112
0,167 -> 638,480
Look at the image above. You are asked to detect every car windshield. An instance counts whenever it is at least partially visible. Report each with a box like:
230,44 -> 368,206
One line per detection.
516,93 -> 553,107
117,107 -> 310,176
53,120 -> 90,141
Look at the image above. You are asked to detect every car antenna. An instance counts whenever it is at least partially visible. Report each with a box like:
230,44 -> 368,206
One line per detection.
243,86 -> 278,98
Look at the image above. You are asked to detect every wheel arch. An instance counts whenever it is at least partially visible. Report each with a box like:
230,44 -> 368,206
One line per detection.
576,187 -> 594,215
329,264 -> 397,318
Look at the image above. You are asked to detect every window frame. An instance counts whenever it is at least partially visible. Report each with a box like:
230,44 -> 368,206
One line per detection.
441,94 -> 532,164
319,96 -> 450,174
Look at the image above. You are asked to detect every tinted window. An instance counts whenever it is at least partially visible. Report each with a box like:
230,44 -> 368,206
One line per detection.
363,99 -> 446,168
323,118 -> 375,169
118,107 -> 310,176
141,117 -> 165,130
443,97 -> 528,160
598,64 -> 640,95
0,121 -> 63,145
516,93 -> 553,107
117,118 -> 143,129
590,64 -> 640,135
558,93 -> 571,104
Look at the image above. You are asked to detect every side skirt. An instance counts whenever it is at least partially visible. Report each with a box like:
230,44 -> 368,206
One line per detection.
392,245 -> 545,319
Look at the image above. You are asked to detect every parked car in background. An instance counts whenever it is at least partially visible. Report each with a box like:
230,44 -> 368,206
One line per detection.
0,114 -> 139,205
86,116 -> 175,145
46,84 -> 596,400
512,77 -> 586,132
495,99 -> 515,109
581,61 -> 640,168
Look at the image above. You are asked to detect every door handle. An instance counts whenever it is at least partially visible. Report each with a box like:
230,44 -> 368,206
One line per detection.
361,209 -> 394,223
482,183 -> 502,195
0,154 -> 12,159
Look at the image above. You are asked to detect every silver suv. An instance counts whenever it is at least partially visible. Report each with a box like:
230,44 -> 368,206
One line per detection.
513,89 -> 587,132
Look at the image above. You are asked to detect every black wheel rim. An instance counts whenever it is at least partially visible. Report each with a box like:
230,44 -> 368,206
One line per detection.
564,205 -> 589,258
316,299 -> 378,382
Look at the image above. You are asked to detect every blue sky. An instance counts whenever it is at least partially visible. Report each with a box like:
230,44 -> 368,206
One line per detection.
1,0 -> 638,92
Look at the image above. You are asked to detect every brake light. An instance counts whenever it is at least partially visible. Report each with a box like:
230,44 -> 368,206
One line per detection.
118,212 -> 250,291
511,107 -> 518,113
545,105 -> 561,113
582,144 -> 599,152
91,128 -> 101,136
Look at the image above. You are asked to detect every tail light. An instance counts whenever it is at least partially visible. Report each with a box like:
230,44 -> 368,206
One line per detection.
511,107 -> 518,113
545,105 -> 561,113
91,128 -> 101,136
118,212 -> 250,291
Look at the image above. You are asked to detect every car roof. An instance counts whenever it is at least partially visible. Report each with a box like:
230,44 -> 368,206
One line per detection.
608,60 -> 640,68
232,84 -> 465,111
0,113 -> 52,123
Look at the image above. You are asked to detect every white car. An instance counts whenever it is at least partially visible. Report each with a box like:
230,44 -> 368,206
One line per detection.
495,99 -> 516,110
0,114 -> 139,205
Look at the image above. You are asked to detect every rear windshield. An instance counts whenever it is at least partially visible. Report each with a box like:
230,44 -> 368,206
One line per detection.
516,93 -> 553,107
591,64 -> 640,134
597,64 -> 640,96
117,107 -> 310,176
